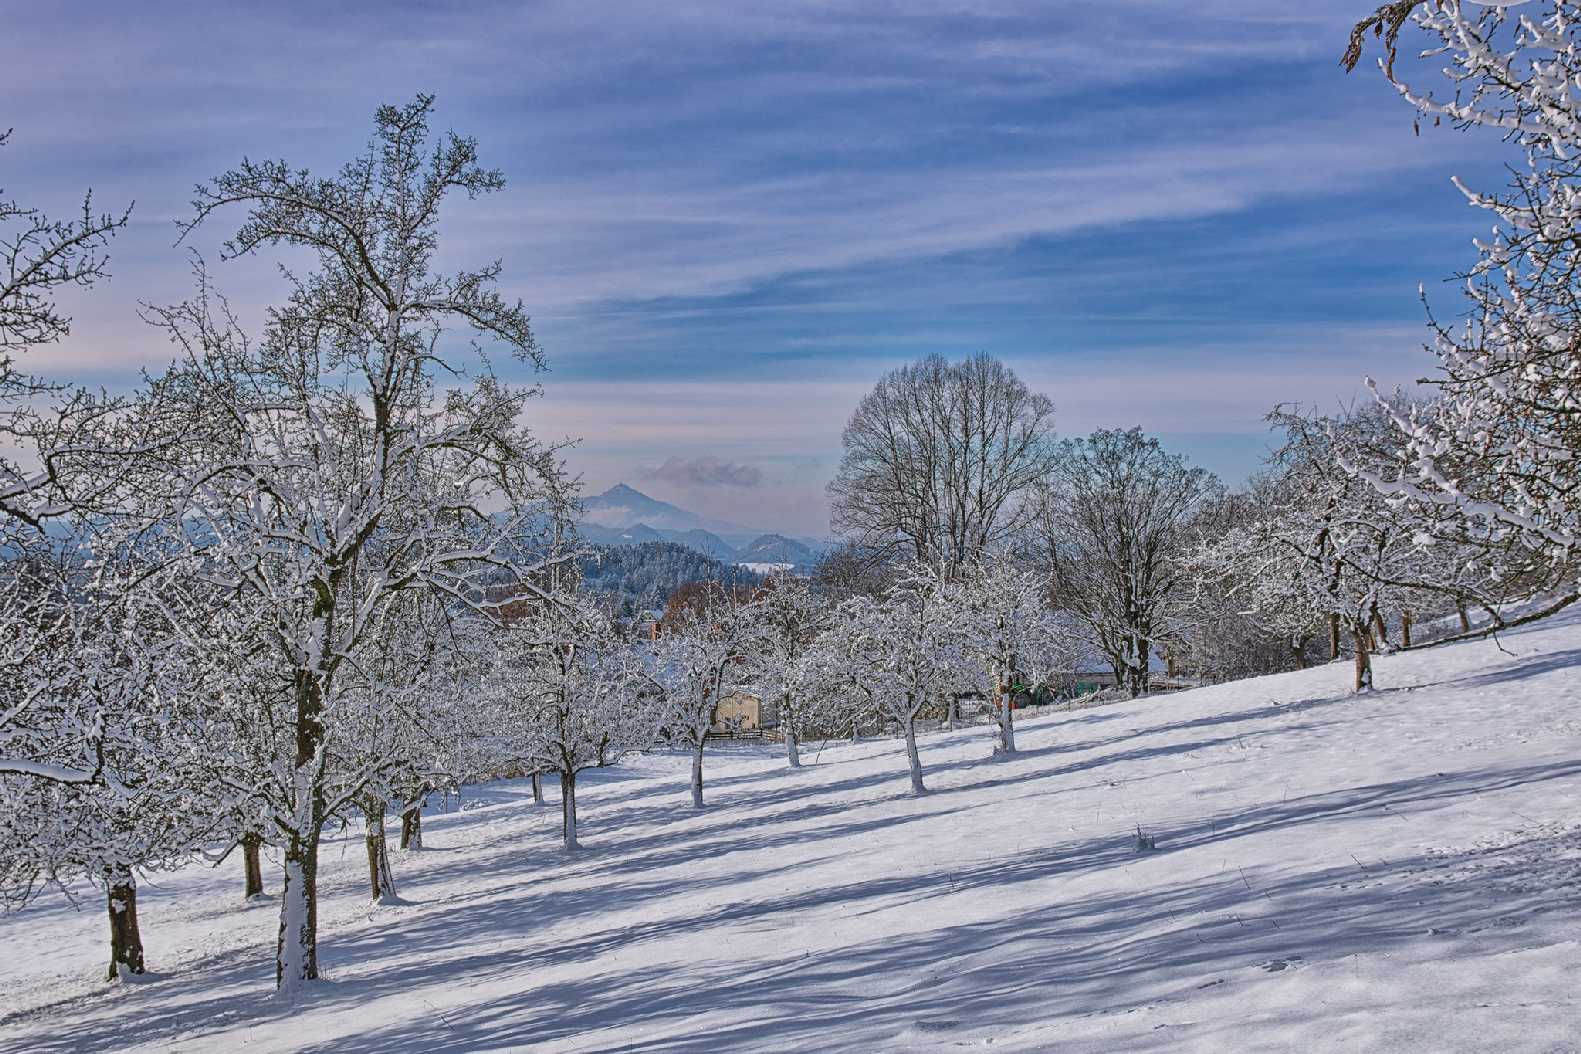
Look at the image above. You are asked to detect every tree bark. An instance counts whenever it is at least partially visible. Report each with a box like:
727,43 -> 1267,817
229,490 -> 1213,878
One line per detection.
277,830 -> 320,988
362,797 -> 396,902
945,692 -> 958,731
561,769 -> 579,850
399,803 -> 422,851
105,869 -> 145,981
1457,600 -> 1471,633
532,771 -> 545,806
784,719 -> 802,769
1353,625 -> 1373,693
1401,610 -> 1413,649
277,669 -> 326,991
902,714 -> 927,795
243,831 -> 265,899
399,783 -> 426,850
1329,613 -> 1341,660
996,679 -> 1016,755
690,738 -> 705,808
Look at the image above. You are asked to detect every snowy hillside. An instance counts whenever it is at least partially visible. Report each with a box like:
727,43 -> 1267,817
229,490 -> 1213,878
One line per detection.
4,612 -> 1580,1051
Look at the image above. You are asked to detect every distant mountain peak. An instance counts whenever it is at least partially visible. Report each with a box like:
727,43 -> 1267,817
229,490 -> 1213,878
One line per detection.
582,481 -> 753,536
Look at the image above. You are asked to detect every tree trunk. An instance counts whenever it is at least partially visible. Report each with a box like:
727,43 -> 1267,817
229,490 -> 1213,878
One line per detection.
399,803 -> 423,851
399,783 -> 426,850
1291,635 -> 1310,671
784,721 -> 802,769
945,693 -> 958,731
277,670 -> 326,991
1401,610 -> 1413,649
532,771 -> 545,806
361,798 -> 396,902
1457,600 -> 1471,633
690,738 -> 705,808
243,831 -> 265,899
560,769 -> 579,850
1372,610 -> 1390,651
1329,613 -> 1341,660
277,831 -> 320,989
105,869 -> 145,981
996,679 -> 1016,755
902,714 -> 927,795
1353,625 -> 1373,693
850,716 -> 860,744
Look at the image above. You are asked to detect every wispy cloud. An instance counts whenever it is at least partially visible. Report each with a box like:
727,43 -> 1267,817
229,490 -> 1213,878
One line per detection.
0,0 -> 1490,531
644,456 -> 764,490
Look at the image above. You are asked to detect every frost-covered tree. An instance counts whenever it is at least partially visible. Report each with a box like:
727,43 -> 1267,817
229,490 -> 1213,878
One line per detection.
0,563 -> 222,981
1343,1 -> 1581,619
651,584 -> 757,808
1196,406 -> 1465,692
829,354 -> 1057,574
65,96 -> 574,990
741,574 -> 828,768
821,566 -> 970,794
953,559 -> 1078,755
1183,482 -> 1331,680
0,129 -> 130,788
486,589 -> 657,848
1035,429 -> 1220,698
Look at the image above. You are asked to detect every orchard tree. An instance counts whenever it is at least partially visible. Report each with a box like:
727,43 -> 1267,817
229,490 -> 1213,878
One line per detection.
953,559 -> 1078,755
741,574 -> 829,769
67,96 -> 575,991
486,589 -> 657,849
0,562 -> 222,981
1199,406 -> 1472,692
824,566 -> 970,795
1035,429 -> 1220,697
651,584 -> 756,808
829,354 -> 1057,574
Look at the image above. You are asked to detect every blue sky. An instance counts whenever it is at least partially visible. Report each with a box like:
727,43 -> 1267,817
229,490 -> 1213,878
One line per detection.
2,1 -> 1510,534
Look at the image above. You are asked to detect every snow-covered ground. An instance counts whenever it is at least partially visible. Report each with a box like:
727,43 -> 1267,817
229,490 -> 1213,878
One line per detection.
5,612 -> 1581,1052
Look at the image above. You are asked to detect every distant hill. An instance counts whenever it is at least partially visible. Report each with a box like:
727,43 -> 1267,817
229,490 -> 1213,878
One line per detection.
580,483 -> 753,536
576,484 -> 829,566
577,520 -> 739,562
735,533 -> 818,571
577,541 -> 763,616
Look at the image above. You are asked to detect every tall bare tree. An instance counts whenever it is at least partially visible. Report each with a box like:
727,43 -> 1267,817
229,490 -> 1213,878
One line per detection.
829,354 -> 1056,574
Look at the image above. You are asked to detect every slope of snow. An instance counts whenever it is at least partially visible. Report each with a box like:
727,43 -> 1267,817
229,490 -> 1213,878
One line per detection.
5,613 -> 1581,1051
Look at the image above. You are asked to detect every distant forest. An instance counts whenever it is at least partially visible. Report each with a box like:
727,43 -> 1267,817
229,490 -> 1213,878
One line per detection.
578,542 -> 765,616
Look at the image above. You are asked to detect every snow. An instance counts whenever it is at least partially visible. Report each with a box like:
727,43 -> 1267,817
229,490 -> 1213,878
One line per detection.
4,611 -> 1581,1050
737,561 -> 793,574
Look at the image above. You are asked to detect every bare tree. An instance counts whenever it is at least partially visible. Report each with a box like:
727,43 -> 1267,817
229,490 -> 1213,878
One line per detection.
829,354 -> 1057,574
1036,428 -> 1220,698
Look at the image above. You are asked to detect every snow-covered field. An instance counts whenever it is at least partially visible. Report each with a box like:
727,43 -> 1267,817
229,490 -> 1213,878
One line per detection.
5,612 -> 1581,1052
